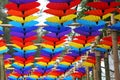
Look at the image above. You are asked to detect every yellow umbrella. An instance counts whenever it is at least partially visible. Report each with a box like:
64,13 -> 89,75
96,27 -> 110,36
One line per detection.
114,14 -> 120,20
85,43 -> 91,47
7,16 -> 24,23
0,20 -> 2,24
102,13 -> 112,20
55,43 -> 64,48
61,14 -> 77,23
25,16 -> 38,22
37,62 -> 47,66
23,45 -> 38,50
82,62 -> 94,67
60,62 -> 71,66
0,46 -> 8,51
4,64 -> 11,68
30,75 -> 39,79
46,16 -> 60,23
69,42 -> 84,48
41,43 -> 54,49
48,75 -> 57,78
81,15 -> 101,22
48,61 -> 56,65
12,44 -> 21,49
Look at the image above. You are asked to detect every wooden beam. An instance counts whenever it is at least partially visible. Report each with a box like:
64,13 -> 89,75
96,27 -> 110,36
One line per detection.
111,14 -> 120,80
0,23 -> 80,28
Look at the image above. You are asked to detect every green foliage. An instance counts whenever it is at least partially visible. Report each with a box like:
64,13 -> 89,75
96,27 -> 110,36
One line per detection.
77,0 -> 94,18
0,0 -> 9,23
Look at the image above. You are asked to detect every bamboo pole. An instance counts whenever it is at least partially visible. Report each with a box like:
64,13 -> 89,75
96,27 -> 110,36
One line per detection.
0,55 -> 6,80
93,66 -> 97,80
94,35 -> 101,80
104,53 -> 110,80
111,14 -> 120,80
95,51 -> 102,80
86,67 -> 90,80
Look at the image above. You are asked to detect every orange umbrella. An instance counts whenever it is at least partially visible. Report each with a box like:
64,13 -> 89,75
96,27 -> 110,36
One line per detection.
24,42 -> 34,47
11,40 -> 24,47
0,41 -> 6,47
56,39 -> 66,45
100,40 -> 112,46
24,8 -> 40,17
7,10 -> 23,17
85,10 -> 103,16
72,40 -> 86,44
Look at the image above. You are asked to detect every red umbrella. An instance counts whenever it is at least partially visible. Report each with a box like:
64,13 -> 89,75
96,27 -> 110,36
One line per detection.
42,36 -> 59,42
24,36 -> 37,42
117,9 -> 120,13
60,36 -> 67,40
86,59 -> 96,64
63,55 -> 75,61
11,36 -> 23,42
104,8 -> 116,14
69,0 -> 81,8
12,72 -> 21,77
87,2 -> 109,10
49,70 -> 62,76
14,56 -> 25,62
47,2 -> 70,10
74,36 -> 86,40
33,71 -> 42,76
74,56 -> 81,62
19,2 -> 40,11
5,2 -> 18,11
109,2 -> 120,8
71,72 -> 83,78
102,36 -> 112,42
38,56 -> 50,63
44,9 -> 76,17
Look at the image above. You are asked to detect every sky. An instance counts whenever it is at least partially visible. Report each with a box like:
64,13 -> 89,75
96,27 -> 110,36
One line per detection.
36,0 -> 51,25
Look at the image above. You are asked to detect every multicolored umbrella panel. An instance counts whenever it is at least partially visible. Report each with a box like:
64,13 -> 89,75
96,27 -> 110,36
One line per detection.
5,0 -> 40,79
71,53 -> 96,78
81,0 -> 120,21
0,21 -> 9,54
26,0 -> 81,79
